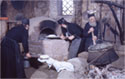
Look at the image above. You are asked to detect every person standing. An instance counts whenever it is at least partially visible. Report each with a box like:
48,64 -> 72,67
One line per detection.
58,18 -> 83,59
1,18 -> 31,78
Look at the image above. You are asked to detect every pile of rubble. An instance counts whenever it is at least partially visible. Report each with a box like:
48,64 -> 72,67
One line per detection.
57,57 -> 125,79
105,68 -> 125,79
85,65 -> 125,79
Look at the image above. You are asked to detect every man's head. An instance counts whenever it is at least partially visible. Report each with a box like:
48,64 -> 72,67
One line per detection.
88,15 -> 96,23
87,10 -> 96,22
87,10 -> 97,26
22,18 -> 29,30
57,18 -> 68,28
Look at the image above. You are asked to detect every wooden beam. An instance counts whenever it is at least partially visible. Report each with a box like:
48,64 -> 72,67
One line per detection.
0,17 -> 8,20
93,0 -> 125,9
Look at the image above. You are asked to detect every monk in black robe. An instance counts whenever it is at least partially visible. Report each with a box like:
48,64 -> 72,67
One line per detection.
58,18 -> 83,59
83,12 -> 119,66
83,13 -> 99,51
1,18 -> 31,78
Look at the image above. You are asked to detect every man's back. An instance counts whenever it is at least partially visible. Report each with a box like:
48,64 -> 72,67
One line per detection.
6,25 -> 28,43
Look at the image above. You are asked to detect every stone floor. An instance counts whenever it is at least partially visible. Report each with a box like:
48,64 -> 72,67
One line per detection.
25,58 -> 58,79
111,55 -> 125,69
23,44 -> 125,79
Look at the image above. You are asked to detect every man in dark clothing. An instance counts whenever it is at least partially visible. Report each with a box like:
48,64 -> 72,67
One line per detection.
83,12 -> 99,51
1,18 -> 31,78
58,18 -> 83,59
84,11 -> 119,67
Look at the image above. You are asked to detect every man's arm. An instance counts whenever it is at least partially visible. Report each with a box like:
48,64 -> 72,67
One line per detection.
22,30 -> 31,58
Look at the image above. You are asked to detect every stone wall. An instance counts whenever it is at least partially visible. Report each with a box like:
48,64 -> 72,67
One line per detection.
0,0 -> 3,16
73,0 -> 83,26
1,0 -> 74,21
78,0 -> 124,43
0,0 -> 74,40
1,0 -> 49,20
0,21 -> 7,40
48,0 -> 74,23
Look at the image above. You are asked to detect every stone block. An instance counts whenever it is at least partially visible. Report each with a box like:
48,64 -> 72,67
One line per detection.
57,57 -> 88,79
42,39 -> 69,61
78,52 -> 88,59
29,39 -> 69,61
0,21 -> 7,40
68,58 -> 88,79
68,58 -> 88,72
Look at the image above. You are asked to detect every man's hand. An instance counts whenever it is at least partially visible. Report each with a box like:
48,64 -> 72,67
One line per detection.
26,53 -> 31,58
68,35 -> 75,40
60,34 -> 66,40
88,27 -> 94,33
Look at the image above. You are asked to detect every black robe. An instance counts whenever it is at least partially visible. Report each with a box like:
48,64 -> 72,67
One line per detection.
1,25 -> 29,78
61,23 -> 83,38
83,22 -> 99,51
61,23 -> 83,59
83,22 -> 119,66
